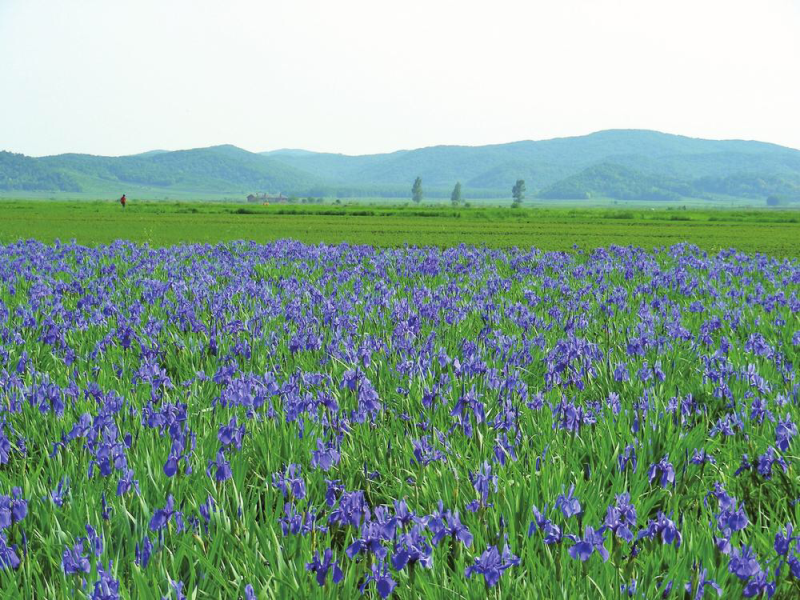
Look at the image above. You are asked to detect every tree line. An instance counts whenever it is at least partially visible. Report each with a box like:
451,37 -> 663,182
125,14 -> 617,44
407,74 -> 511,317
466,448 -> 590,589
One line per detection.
411,176 -> 527,206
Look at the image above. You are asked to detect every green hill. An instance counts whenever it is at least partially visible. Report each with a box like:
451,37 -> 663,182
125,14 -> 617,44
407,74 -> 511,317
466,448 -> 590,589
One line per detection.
28,145 -> 317,195
262,129 -> 800,200
3,130 -> 800,202
539,163 -> 694,201
0,151 -> 81,192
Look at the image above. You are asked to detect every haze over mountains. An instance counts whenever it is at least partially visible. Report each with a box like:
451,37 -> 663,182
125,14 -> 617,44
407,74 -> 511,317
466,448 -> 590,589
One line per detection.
2,130 -> 800,202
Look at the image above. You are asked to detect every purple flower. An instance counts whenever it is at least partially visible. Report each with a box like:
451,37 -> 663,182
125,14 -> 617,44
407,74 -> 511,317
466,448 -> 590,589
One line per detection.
324,479 -> 344,508
411,436 -> 446,466
621,579 -> 638,597
710,413 -> 745,437
686,566 -> 722,600
690,448 -> 716,466
0,532 -> 20,570
346,517 -> 392,560
717,500 -> 749,533
272,464 -> 306,500
776,414 -> 797,452
756,446 -> 788,480
555,484 -> 582,519
464,543 -> 520,588
149,495 -> 176,531
11,488 -> 27,523
116,468 -> 140,496
101,493 -> 112,521
135,535 -> 154,568
742,567 -> 775,598
789,555 -> 800,579
528,503 -> 564,545
163,456 -> 180,478
392,524 -> 433,571
604,492 -> 637,543
311,438 -> 340,472
393,499 -> 420,529
450,386 -> 485,434
638,512 -> 682,547
49,478 -> 70,507
0,489 -> 27,530
163,580 -> 186,600
618,444 -> 638,473
89,560 -> 120,600
706,482 -> 735,511
543,521 -> 563,545
306,548 -> 343,587
773,522 -> 798,556
328,489 -> 369,528
62,539 -> 91,575
85,524 -> 103,557
361,559 -> 396,598
728,545 -> 762,581
468,461 -> 497,509
428,502 -> 473,548
0,430 -> 11,465
568,525 -> 609,562
647,455 -> 675,488
528,504 -> 549,537
206,450 -> 232,482
715,530 -> 732,555
218,417 -> 246,450
278,502 -> 317,537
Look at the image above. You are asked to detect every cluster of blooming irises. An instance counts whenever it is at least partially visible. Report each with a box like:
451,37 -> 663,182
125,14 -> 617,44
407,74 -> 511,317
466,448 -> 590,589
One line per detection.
0,239 -> 798,598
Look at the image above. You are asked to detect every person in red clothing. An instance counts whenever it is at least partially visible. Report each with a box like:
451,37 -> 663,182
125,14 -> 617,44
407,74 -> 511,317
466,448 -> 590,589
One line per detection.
120,194 -> 127,208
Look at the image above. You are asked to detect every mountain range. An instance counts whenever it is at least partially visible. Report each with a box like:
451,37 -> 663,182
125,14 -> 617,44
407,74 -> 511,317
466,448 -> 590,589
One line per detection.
2,129 -> 800,202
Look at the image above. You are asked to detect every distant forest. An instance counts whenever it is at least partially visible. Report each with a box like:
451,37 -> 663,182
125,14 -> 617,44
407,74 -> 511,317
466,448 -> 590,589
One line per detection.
2,130 -> 800,203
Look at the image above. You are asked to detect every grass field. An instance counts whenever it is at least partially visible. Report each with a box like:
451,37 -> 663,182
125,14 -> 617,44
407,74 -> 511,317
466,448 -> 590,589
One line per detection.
0,200 -> 799,256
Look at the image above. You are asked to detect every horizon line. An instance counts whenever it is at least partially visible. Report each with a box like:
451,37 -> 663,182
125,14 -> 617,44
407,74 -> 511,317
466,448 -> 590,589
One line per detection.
4,127 -> 800,159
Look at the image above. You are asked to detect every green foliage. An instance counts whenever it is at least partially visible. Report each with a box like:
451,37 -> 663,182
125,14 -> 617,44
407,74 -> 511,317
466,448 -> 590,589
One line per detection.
0,151 -> 81,192
694,173 -> 800,199
450,182 -> 462,206
539,163 -> 692,201
27,146 -> 316,195
1,201 -> 799,256
512,179 -> 526,207
412,176 -> 423,203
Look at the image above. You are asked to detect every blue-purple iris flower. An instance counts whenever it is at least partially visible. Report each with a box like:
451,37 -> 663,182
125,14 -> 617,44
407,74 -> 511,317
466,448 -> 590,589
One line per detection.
464,543 -> 520,588
306,548 -> 343,587
567,525 -> 609,561
428,502 -> 473,548
360,559 -> 396,598
647,455 -> 675,488
555,484 -> 582,519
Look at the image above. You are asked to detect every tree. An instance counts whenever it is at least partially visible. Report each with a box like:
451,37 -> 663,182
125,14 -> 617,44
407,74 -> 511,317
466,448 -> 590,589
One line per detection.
451,182 -> 462,206
512,179 -> 526,206
412,177 -> 423,203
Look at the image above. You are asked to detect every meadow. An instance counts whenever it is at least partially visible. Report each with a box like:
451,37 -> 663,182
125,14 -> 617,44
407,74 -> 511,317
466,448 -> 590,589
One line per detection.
0,200 -> 799,256
0,237 -> 798,598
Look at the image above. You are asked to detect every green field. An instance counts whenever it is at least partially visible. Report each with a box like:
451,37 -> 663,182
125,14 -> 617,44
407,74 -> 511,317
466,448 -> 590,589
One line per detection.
1,200 -> 799,256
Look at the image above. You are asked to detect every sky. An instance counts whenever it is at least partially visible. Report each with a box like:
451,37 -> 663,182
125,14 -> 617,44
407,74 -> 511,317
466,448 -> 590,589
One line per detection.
1,0 -> 799,157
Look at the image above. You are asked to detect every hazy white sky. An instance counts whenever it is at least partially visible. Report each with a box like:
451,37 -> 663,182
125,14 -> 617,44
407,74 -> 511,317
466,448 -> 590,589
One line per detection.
1,0 -> 799,156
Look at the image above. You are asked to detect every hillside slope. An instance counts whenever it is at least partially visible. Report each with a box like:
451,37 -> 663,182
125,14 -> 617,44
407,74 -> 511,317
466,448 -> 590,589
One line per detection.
3,130 -> 800,201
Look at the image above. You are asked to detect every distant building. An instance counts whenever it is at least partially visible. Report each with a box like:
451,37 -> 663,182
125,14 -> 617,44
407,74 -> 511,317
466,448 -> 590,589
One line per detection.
247,193 -> 289,204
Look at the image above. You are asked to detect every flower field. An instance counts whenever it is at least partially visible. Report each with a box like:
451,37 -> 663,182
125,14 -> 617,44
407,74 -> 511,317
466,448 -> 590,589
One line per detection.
0,239 -> 798,599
